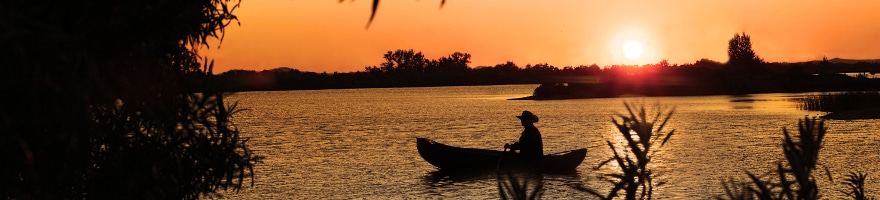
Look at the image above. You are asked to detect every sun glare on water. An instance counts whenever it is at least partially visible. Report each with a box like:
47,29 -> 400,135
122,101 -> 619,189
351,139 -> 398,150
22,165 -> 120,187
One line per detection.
623,40 -> 644,60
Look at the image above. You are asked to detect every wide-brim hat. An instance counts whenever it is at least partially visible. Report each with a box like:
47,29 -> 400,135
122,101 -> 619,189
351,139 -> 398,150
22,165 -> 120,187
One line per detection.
516,111 -> 539,123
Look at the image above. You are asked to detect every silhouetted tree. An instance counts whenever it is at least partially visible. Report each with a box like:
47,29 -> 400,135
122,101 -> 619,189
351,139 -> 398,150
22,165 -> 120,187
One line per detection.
693,58 -> 724,69
574,64 -> 603,75
381,49 -> 429,73
494,61 -> 521,72
432,52 -> 472,73
365,65 -> 383,74
727,32 -> 764,74
819,56 -> 831,75
525,63 -> 558,73
658,59 -> 670,68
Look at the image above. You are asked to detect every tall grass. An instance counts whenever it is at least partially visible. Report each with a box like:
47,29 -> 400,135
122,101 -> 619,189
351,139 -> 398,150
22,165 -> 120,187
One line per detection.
577,103 -> 675,200
495,145 -> 544,200
798,91 -> 880,112
493,103 -> 874,199
718,117 -> 874,200
843,172 -> 874,200
496,169 -> 544,200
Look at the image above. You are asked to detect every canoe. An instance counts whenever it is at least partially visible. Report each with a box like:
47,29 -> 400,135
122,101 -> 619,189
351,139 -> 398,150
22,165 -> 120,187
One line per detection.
416,138 -> 586,173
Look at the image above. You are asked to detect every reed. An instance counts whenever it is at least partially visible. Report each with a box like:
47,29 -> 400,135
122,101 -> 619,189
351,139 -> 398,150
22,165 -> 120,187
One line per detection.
798,91 -> 880,112
496,169 -> 544,200
577,102 -> 675,200
842,172 -> 874,200
716,117 -> 877,200
495,145 -> 544,200
496,103 -> 874,199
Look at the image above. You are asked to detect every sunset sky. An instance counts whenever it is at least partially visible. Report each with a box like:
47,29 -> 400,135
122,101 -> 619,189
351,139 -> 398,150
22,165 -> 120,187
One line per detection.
201,0 -> 880,73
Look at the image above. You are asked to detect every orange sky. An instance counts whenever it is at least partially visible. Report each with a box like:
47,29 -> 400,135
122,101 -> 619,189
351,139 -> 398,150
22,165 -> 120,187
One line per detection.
201,0 -> 880,73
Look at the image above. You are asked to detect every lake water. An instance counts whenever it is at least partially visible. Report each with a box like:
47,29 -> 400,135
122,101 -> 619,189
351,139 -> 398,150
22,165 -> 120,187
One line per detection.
217,84 -> 879,199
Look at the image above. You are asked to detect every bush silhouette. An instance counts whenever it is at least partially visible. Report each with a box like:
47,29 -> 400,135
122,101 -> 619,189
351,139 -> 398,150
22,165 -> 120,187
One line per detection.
1,0 -> 261,199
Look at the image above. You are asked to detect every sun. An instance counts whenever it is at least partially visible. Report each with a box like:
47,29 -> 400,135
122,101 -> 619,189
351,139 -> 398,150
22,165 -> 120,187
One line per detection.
623,41 -> 644,60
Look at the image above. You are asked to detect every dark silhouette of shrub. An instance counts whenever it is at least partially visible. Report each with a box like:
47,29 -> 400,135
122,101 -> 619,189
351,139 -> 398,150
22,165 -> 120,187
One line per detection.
577,103 -> 675,200
843,172 -> 874,200
717,118 -> 875,200
1,0 -> 261,199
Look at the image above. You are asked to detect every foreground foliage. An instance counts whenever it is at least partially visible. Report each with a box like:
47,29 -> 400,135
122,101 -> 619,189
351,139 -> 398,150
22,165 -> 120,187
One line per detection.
1,0 -> 261,199
719,117 -> 874,200
496,169 -> 544,200
484,102 -> 876,199
578,103 -> 675,200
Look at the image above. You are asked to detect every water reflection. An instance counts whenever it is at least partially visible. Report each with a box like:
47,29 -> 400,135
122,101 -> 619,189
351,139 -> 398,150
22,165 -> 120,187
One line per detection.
423,168 -> 581,185
726,93 -> 814,111
729,94 -> 757,109
423,169 -> 496,186
497,169 -> 545,199
422,168 -> 583,199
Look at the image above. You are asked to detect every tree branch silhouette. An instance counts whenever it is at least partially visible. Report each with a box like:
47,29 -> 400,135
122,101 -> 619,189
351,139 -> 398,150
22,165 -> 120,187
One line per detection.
359,0 -> 447,29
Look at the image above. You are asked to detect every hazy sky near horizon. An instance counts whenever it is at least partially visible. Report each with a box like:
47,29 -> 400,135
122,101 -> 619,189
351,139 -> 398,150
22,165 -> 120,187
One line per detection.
201,0 -> 880,73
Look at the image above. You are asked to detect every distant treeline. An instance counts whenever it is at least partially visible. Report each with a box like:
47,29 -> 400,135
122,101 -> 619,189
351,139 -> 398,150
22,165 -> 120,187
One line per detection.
214,49 -> 589,90
211,49 -> 880,98
524,58 -> 880,99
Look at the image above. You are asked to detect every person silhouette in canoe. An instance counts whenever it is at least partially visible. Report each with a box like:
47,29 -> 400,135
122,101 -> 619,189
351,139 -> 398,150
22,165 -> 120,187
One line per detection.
504,111 -> 544,159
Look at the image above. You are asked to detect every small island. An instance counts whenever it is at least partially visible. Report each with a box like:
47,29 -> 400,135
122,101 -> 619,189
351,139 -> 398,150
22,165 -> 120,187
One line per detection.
509,61 -> 880,100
